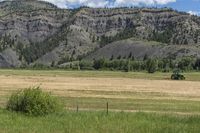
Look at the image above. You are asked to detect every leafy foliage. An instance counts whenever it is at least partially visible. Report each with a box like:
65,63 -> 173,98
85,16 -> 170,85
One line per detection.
146,59 -> 158,73
78,56 -> 197,72
17,26 -> 70,64
100,27 -> 136,47
57,56 -> 71,65
7,87 -> 64,116
151,28 -> 173,44
93,58 -> 106,70
0,34 -> 14,52
80,60 -> 94,70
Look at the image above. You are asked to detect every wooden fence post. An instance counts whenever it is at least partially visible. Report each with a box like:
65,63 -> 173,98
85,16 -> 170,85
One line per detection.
77,104 -> 79,113
107,102 -> 109,114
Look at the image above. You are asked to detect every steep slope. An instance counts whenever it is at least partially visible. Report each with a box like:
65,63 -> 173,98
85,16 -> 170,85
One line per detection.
0,0 -> 70,44
85,38 -> 200,60
0,54 -> 10,67
0,1 -> 98,67
0,1 -> 200,67
73,8 -> 200,45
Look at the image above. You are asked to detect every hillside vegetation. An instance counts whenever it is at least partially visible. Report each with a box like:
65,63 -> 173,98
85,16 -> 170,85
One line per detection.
0,1 -> 200,68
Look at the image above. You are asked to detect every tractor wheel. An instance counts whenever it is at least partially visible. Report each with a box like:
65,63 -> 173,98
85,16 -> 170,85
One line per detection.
180,75 -> 185,80
171,75 -> 175,80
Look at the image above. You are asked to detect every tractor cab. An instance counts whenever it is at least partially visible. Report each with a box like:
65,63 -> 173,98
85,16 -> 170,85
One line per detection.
171,69 -> 185,80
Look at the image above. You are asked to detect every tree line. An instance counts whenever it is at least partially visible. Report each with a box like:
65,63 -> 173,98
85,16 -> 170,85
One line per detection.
79,57 -> 198,73
30,56 -> 200,73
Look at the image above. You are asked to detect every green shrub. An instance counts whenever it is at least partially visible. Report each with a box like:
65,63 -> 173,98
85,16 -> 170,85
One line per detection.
7,87 -> 64,116
93,58 -> 106,70
146,59 -> 158,73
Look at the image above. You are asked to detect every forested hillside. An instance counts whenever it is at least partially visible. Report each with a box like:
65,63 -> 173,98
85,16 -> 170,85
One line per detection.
0,0 -> 200,68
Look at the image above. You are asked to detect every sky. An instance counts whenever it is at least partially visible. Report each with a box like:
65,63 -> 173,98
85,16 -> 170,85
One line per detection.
42,0 -> 200,15
1,0 -> 200,15
159,0 -> 200,15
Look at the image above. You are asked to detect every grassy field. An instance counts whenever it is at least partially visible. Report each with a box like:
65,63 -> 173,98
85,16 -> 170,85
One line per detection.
0,69 -> 200,81
0,69 -> 200,132
0,110 -> 200,133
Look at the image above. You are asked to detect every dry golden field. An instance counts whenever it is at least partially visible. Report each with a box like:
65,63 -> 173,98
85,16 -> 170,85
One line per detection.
0,69 -> 200,114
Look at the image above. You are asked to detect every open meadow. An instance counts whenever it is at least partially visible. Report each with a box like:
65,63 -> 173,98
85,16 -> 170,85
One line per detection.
0,69 -> 200,132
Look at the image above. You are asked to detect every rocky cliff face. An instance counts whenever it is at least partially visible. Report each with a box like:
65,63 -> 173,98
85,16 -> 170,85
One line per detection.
0,1 -> 200,67
0,1 -> 70,43
74,8 -> 200,44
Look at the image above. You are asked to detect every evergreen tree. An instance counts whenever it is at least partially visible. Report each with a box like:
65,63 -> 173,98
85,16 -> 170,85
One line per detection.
146,58 -> 158,73
110,55 -> 114,60
117,55 -> 121,60
143,54 -> 148,61
93,58 -> 106,70
128,52 -> 132,59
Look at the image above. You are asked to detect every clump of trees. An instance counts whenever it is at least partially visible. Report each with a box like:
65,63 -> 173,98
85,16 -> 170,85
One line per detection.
77,56 -> 200,73
23,55 -> 200,73
100,27 -> 136,48
0,34 -> 15,52
91,58 -> 157,73
151,28 -> 173,44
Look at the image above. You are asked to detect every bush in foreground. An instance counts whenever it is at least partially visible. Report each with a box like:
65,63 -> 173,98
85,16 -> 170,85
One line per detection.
7,87 -> 64,116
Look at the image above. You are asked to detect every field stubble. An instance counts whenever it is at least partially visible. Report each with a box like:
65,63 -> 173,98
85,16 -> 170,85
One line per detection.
0,70 -> 200,114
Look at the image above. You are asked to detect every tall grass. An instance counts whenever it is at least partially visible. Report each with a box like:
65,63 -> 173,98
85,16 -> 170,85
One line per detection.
0,109 -> 199,133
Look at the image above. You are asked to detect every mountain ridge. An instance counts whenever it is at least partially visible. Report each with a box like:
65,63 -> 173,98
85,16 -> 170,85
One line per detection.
0,0 -> 200,67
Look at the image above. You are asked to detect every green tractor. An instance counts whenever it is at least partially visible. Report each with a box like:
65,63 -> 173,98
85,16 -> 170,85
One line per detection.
171,69 -> 185,80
